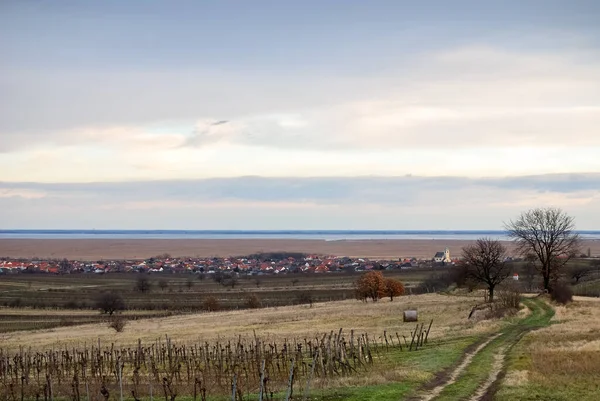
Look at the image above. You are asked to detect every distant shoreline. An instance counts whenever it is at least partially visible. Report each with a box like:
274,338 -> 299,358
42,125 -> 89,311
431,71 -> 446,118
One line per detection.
1,238 -> 599,260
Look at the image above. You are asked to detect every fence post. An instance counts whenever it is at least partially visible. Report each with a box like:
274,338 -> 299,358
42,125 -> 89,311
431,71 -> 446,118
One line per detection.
231,374 -> 237,401
425,320 -> 434,344
302,350 -> 318,401
284,358 -> 296,401
258,360 -> 265,401
118,357 -> 123,401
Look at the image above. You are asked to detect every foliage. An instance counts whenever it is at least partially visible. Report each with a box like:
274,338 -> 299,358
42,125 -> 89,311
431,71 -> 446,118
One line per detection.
355,271 -> 404,302
461,238 -> 510,302
108,316 -> 127,332
202,296 -> 220,311
95,292 -> 125,315
551,282 -> 573,304
355,271 -> 386,302
245,293 -> 262,309
384,278 -> 405,301
417,266 -> 468,293
505,207 -> 580,292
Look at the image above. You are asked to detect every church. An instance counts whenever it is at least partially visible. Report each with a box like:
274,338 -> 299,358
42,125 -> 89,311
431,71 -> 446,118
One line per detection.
433,248 -> 452,264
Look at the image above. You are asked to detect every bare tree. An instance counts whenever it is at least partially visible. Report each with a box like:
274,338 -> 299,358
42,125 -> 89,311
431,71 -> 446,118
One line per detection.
135,275 -> 152,293
95,292 -> 125,315
505,207 -> 580,292
461,238 -> 510,302
569,265 -> 591,284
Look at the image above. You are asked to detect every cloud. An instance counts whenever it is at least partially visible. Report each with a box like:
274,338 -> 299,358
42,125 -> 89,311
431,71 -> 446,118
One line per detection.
2,173 -> 599,202
2,46 -> 600,154
2,174 -> 599,230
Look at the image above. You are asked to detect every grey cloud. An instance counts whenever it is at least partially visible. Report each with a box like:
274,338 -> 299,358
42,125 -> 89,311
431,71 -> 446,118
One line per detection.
2,174 -> 599,230
2,173 -> 599,204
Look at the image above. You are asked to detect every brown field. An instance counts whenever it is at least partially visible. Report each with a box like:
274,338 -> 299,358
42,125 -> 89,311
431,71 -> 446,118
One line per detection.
0,293 -> 483,351
3,238 -> 600,259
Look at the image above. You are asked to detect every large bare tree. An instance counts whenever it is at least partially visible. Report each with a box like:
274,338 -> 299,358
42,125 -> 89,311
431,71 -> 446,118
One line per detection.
461,238 -> 510,302
505,207 -> 580,292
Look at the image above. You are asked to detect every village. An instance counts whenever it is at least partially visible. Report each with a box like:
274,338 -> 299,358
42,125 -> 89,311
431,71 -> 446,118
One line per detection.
0,248 -> 458,275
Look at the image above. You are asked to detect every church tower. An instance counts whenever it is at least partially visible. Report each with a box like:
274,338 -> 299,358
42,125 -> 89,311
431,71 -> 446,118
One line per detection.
443,247 -> 451,263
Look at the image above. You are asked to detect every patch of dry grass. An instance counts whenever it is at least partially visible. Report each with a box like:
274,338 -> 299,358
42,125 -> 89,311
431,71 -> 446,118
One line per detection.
0,293 -> 488,351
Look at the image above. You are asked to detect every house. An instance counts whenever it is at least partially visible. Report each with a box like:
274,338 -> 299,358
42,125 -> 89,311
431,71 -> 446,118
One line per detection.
433,248 -> 452,264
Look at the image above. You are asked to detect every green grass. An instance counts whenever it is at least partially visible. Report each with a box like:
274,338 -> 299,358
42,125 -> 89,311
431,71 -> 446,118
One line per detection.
306,335 -> 480,401
432,298 -> 554,401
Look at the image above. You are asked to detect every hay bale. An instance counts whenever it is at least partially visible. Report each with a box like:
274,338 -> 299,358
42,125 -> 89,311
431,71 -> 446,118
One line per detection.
403,309 -> 418,322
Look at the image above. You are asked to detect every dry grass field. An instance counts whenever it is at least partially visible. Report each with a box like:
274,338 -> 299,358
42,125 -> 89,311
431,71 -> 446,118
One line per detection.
497,296 -> 600,401
1,290 -> 599,400
0,293 -> 484,352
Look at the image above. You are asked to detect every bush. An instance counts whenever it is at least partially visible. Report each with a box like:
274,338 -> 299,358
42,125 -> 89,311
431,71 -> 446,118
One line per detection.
64,300 -> 79,309
551,282 -> 573,305
8,298 -> 22,308
497,282 -> 521,310
245,294 -> 262,309
297,291 -> 314,307
108,316 -> 127,333
203,296 -> 220,311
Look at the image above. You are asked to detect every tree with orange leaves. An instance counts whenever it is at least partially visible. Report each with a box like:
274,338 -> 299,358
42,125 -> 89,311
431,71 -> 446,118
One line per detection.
384,278 -> 405,301
355,271 -> 387,302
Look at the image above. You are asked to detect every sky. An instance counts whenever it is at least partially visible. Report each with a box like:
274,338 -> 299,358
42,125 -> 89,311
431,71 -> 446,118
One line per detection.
1,0 -> 600,229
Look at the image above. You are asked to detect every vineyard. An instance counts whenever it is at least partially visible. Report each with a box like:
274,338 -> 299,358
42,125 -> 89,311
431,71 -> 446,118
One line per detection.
0,322 -> 433,401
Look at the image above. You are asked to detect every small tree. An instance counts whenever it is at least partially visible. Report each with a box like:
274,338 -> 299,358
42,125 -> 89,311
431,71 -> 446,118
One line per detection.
245,294 -> 262,309
203,296 -> 220,311
522,254 -> 538,292
223,274 -> 238,289
569,265 -> 591,284
108,316 -> 127,332
135,274 -> 152,293
186,278 -> 195,291
355,271 -> 386,302
95,292 -> 125,315
297,291 -> 314,307
158,279 -> 169,291
135,275 -> 151,293
384,278 -> 405,301
505,207 -> 580,292
461,238 -> 511,302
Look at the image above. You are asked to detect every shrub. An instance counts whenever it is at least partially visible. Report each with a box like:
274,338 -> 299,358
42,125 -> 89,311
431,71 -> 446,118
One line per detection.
203,296 -> 220,311
108,316 -> 127,333
245,294 -> 262,309
497,282 -> 521,310
8,298 -> 22,308
64,300 -> 79,309
551,282 -> 573,305
297,291 -> 314,307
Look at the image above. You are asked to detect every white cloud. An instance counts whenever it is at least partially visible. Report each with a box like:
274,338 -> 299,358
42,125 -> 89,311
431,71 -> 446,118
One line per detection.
1,46 -> 600,181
